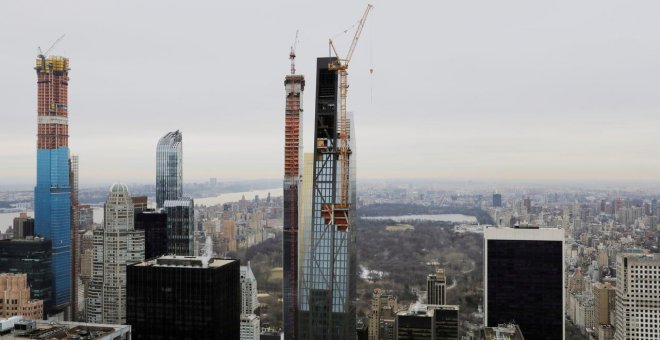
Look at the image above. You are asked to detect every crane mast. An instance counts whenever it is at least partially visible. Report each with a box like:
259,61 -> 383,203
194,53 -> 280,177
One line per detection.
322,4 -> 373,231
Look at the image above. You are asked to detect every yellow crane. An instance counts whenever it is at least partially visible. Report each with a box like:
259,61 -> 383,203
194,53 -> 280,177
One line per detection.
323,4 -> 373,231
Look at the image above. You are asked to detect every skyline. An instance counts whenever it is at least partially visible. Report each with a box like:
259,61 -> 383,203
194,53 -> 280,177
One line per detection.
3,1 -> 660,186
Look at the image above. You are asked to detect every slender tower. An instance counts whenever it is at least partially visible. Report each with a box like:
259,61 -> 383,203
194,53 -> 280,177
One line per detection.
283,41 -> 305,340
298,57 -> 357,340
34,55 -> 72,313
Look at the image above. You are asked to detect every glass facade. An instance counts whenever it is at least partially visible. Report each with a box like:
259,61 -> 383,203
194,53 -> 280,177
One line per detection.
164,198 -> 195,256
0,239 -> 53,316
156,131 -> 183,209
486,238 -> 563,340
298,57 -> 357,340
35,147 -> 71,310
135,210 -> 168,260
127,257 -> 240,340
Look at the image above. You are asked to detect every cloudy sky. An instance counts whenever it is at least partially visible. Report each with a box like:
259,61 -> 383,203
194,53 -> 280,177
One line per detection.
2,0 -> 660,187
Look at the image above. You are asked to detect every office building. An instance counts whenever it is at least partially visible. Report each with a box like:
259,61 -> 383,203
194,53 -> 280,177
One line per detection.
156,131 -> 183,209
283,58 -> 305,340
164,198 -> 194,256
396,305 -> 432,340
86,184 -> 144,324
368,289 -> 397,340
429,305 -> 459,340
0,274 -> 43,320
427,269 -> 447,305
0,238 -> 52,315
492,193 -> 502,208
298,57 -> 357,340
127,256 -> 240,340
484,226 -> 564,340
614,253 -> 660,340
241,263 -> 259,315
34,55 -> 72,311
134,209 -> 168,259
12,213 -> 34,239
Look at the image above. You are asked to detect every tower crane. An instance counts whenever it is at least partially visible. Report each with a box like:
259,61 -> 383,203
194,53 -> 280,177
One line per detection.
290,30 -> 299,75
322,4 -> 373,231
37,34 -> 66,66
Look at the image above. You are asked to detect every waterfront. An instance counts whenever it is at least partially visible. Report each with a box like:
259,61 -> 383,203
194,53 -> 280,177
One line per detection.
1,188 -> 285,229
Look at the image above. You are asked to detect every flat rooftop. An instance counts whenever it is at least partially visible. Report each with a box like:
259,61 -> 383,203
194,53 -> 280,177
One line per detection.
134,255 -> 236,268
3,320 -> 130,340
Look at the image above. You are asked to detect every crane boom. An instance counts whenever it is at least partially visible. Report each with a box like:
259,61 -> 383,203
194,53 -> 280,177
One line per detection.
322,4 -> 372,232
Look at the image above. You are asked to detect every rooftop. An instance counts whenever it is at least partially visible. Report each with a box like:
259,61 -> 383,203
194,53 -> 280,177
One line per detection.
134,255 -> 236,269
2,319 -> 130,340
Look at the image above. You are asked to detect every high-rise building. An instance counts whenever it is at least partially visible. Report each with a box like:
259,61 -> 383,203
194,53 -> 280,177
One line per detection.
298,57 -> 357,340
0,273 -> 44,319
34,55 -> 72,311
484,226 -> 564,340
240,314 -> 260,340
69,154 -> 80,320
156,131 -> 183,209
593,282 -> 615,326
395,305 -> 433,340
283,58 -> 305,340
134,209 -> 168,260
614,253 -> 660,340
164,198 -> 194,256
12,213 -> 34,239
492,193 -> 502,208
0,238 -> 52,315
78,205 -> 94,229
429,305 -> 459,340
368,289 -> 397,340
241,263 -> 259,315
86,184 -> 145,324
127,256 -> 240,340
427,269 -> 447,305
523,198 -> 531,212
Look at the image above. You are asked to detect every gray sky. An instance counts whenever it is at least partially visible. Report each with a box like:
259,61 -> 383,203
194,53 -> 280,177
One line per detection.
2,0 -> 660,187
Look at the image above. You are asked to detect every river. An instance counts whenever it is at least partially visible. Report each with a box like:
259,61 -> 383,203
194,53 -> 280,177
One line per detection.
0,187 -> 284,231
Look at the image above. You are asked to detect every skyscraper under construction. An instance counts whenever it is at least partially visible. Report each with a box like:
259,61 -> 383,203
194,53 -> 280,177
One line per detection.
298,57 -> 357,340
34,55 -> 72,312
283,52 -> 305,339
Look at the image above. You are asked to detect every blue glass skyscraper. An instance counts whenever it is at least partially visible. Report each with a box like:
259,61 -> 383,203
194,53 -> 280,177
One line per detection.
34,55 -> 72,311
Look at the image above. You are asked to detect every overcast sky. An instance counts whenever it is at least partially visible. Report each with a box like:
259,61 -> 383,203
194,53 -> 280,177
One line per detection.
2,0 -> 660,188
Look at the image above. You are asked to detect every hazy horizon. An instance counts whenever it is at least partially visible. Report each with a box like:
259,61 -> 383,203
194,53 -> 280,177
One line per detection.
3,0 -> 660,185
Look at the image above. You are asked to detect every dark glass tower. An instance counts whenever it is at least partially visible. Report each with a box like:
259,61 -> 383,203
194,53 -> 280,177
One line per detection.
156,131 -> 182,209
34,55 -> 71,311
127,256 -> 240,340
484,227 -> 564,340
163,198 -> 194,256
298,57 -> 357,340
135,210 -> 168,260
0,238 -> 53,315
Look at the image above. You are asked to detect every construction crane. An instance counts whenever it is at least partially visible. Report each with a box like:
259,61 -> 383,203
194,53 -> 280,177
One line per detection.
322,4 -> 373,232
37,34 -> 66,65
290,30 -> 299,75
